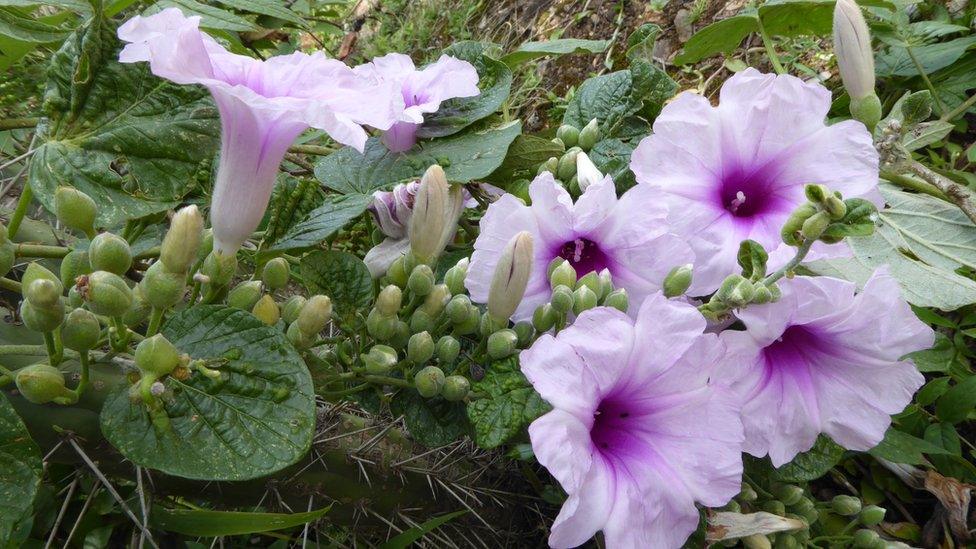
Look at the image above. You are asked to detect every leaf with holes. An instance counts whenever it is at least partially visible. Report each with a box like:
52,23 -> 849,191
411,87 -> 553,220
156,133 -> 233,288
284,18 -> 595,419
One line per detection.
270,193 -> 373,252
773,436 -> 845,482
466,358 -> 550,449
300,250 -> 373,321
100,306 -> 315,481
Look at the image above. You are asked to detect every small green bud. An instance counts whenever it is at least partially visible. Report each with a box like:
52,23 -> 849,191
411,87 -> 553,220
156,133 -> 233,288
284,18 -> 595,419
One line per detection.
20,299 -> 64,333
446,294 -> 472,325
715,274 -> 754,308
453,304 -> 480,335
604,288 -> 628,312
22,263 -> 60,293
479,311 -> 507,336
442,375 -> 470,402
54,187 -> 97,237
198,229 -> 214,261
0,242 -> 13,278
544,156 -> 560,174
15,364 -> 71,404
831,495 -> 862,516
26,278 -> 61,308
251,295 -> 280,325
376,285 -> 403,316
804,184 -> 831,204
297,295 -> 332,335
161,205 -> 203,273
89,232 -> 132,275
576,271 -> 602,295
550,259 -> 578,290
772,484 -> 804,506
281,295 -> 307,324
443,257 -> 469,295
761,500 -> 787,516
261,257 -> 290,290
60,250 -> 91,288
390,320 -> 411,349
824,195 -> 847,220
78,271 -> 133,317
532,303 -> 556,332
859,505 -> 885,526
61,308 -> 100,352
663,264 -> 694,298
753,284 -> 774,304
141,261 -> 187,309
742,534 -> 772,549
598,270 -> 613,299
738,485 -> 759,502
202,250 -> 238,287
421,284 -> 451,317
577,119 -> 601,151
67,286 -> 83,308
572,285 -> 598,315
436,335 -> 461,364
487,329 -> 518,359
851,529 -> 880,548
781,203 -> 819,246
363,345 -> 398,374
226,280 -> 264,310
410,309 -> 435,334
407,331 -> 435,364
567,176 -> 581,197
773,535 -> 799,549
556,147 -> 582,180
414,365 -> 445,398
487,231 -> 533,324
549,138 -> 565,151
550,285 -> 574,314
387,255 -> 409,287
407,264 -> 435,296
849,93 -> 882,132
556,124 -> 580,148
801,211 -> 831,240
135,334 -> 181,377
286,322 -> 314,350
513,321 -> 534,347
123,285 -> 151,328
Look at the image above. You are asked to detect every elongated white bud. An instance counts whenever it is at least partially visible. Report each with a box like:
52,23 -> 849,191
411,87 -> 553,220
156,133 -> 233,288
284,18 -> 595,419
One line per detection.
575,152 -> 604,192
161,205 -> 204,274
833,0 -> 874,100
488,231 -> 534,323
408,165 -> 451,263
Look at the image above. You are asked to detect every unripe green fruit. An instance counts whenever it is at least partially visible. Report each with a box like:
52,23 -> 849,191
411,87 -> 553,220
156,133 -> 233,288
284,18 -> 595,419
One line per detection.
549,259 -> 577,290
26,278 -> 61,308
436,335 -> 460,364
663,264 -> 693,298
556,147 -> 582,181
15,364 -> 70,404
261,257 -> 290,290
550,285 -> 574,314
859,505 -> 885,526
442,375 -> 470,402
407,264 -> 435,296
79,271 -> 133,317
54,186 -> 97,237
366,309 -> 398,341
141,261 -> 187,309
363,345 -> 398,374
487,329 -> 518,359
135,334 -> 181,377
20,299 -> 64,332
61,308 -> 101,352
22,263 -> 60,294
297,295 -> 332,335
513,321 -> 534,348
577,118 -> 601,151
421,284 -> 451,317
251,295 -> 280,325
831,495 -> 862,516
60,250 -> 91,288
556,124 -> 580,148
202,250 -> 237,287
226,280 -> 263,310
414,365 -> 445,398
410,309 -> 434,334
772,484 -> 804,506
604,288 -> 629,312
532,303 -> 556,332
852,529 -> 880,548
0,242 -> 13,278
572,285 -> 598,315
281,295 -> 307,324
407,331 -> 434,364
376,285 -> 402,316
446,294 -> 472,324
89,232 -> 132,275
161,205 -> 204,273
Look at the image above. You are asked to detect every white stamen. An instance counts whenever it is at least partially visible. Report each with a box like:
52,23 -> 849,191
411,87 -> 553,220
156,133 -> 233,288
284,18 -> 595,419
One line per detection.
729,191 -> 747,213
572,238 -> 585,263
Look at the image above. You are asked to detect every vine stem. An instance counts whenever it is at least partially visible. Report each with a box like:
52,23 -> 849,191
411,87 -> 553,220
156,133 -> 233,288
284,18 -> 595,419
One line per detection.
43,331 -> 63,366
756,18 -> 786,75
0,117 -> 39,131
880,169 -> 947,200
905,46 -> 946,115
0,277 -> 22,293
905,159 -> 976,226
71,351 -> 91,399
940,91 -> 976,122
15,243 -> 70,259
762,237 -> 816,287
145,308 -> 165,337
7,183 -> 33,239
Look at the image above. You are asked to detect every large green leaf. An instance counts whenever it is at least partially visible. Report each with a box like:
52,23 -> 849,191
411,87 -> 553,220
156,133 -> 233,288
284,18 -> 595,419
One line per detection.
150,506 -> 330,536
673,14 -> 758,65
562,70 -> 638,133
212,0 -> 305,26
876,36 -> 976,77
300,250 -> 373,321
390,389 -> 468,447
500,38 -> 609,66
773,436 -> 845,482
0,6 -> 70,42
935,375 -> 976,424
0,394 -> 41,548
416,54 -> 512,139
29,11 -> 219,227
270,193 -> 372,252
100,306 -> 315,481
484,134 -> 563,185
466,358 -> 550,449
314,121 -> 521,195
868,427 -> 950,465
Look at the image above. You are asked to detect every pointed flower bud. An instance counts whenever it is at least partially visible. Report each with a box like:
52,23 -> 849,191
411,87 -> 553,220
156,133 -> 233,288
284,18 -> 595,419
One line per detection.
26,278 -> 61,309
261,257 -> 290,290
376,285 -> 403,316
444,257 -> 469,295
407,331 -> 434,364
572,285 -> 598,315
859,505 -> 885,526
226,280 -> 264,310
22,263 -> 60,294
54,186 -> 97,237
20,299 -> 64,333
15,364 -> 72,404
556,124 -> 580,148
556,147 -> 582,181
281,295 -> 306,324
604,288 -> 629,312
410,308 -> 435,334
532,303 -> 557,332
575,152 -> 604,192
487,329 -> 519,359
831,495 -> 862,516
550,284 -> 575,314
577,118 -> 601,151
363,344 -> 398,374
297,295 -> 332,336
78,271 -> 133,317
833,0 -> 881,129
421,284 -> 451,317
549,259 -> 577,290
408,165 -> 452,263
414,365 -> 445,398
201,250 -> 238,287
135,334 -> 181,378
487,231 -> 533,323
251,294 -> 280,325
141,261 -> 187,309
436,335 -> 460,364
367,309 -> 398,340
663,264 -> 694,298
89,232 -> 133,275
60,250 -> 91,288
62,308 -> 101,352
161,205 -> 204,274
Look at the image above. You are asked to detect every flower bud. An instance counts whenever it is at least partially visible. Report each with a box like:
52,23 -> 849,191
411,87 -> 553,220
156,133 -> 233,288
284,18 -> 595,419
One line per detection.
716,274 -> 756,308
26,278 -> 61,309
488,231 -> 533,323
446,294 -> 472,325
363,344 -> 398,374
550,284 -> 575,314
89,232 -> 132,275
135,334 -> 181,378
556,124 -> 580,148
859,505 -> 885,526
572,285 -> 598,315
376,285 -> 403,316
259,257 -> 290,290
850,94 -> 882,133
852,529 -> 879,548
772,484 -> 804,506
20,299 -> 64,333
78,271 -> 133,317
15,364 -> 71,404
407,331 -> 434,364
453,304 -> 480,335
824,195 -> 848,220
544,156 -> 559,174
201,250 -> 238,287
124,286 -> 151,328
442,375 -> 470,402
549,259 -> 577,290
575,152 -> 604,192
752,284 -> 774,304
444,257 -> 469,295
0,242 -> 14,278
389,320 -> 411,349
61,308 -> 100,352
22,263 -> 60,294
604,288 -> 629,312
198,229 -> 214,261
436,335 -> 461,364
831,495 -> 862,516
367,309 -> 398,340
226,280 -> 264,310
54,186 -> 97,237
251,295 -> 280,325
479,311 -> 507,336
804,184 -> 831,204
407,264 -> 435,296
410,308 -> 434,334
801,211 -> 832,240
550,138 -> 565,152
414,365 -> 445,398
161,205 -> 204,273
297,295 -> 332,335
60,250 -> 91,288
738,485 -> 759,503
532,303 -> 557,332
281,295 -> 307,324
761,500 -> 787,516
577,118 -> 601,151
141,261 -> 187,309
663,264 -> 693,298
833,0 -> 875,100
781,203 -> 819,246
386,256 -> 409,287
408,165 -> 452,263
513,321 -> 535,348
286,321 -> 314,350
576,271 -> 602,295
556,147 -> 582,181
487,329 -> 518,360
421,284 -> 451,317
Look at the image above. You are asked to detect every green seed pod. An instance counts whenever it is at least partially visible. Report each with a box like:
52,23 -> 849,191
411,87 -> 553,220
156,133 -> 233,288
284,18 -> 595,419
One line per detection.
281,295 -> 307,324
556,147 -> 582,181
141,261 -> 187,309
532,303 -> 556,332
407,331 -> 435,364
22,263 -> 60,294
54,186 -> 97,237
513,321 -> 534,347
251,295 -> 280,325
443,257 -> 469,296
572,285 -> 598,315
286,322 -> 313,350
15,364 -> 71,404
781,203 -> 818,246
421,284 -> 451,317
161,205 -> 204,274
409,308 -> 434,334
0,242 -> 13,278
20,299 -> 64,333
851,529 -> 880,548
831,495 -> 862,516
414,365 -> 445,398
801,211 -> 831,240
261,257 -> 290,290
89,232 -> 132,275
442,375 -> 470,402
226,280 -> 264,310
859,505 -> 885,526
59,250 -> 91,288
363,345 -> 398,374
549,259 -> 577,290
436,335 -> 461,364
407,264 -> 435,296
387,256 -> 409,287
772,484 -> 804,506
297,295 -> 332,335
604,288 -> 629,312
556,124 -> 580,148
26,278 -> 61,309
135,334 -> 181,378
79,271 -> 133,317
201,250 -> 238,287
61,308 -> 101,352
577,118 -> 601,151
550,285 -> 574,314
376,285 -> 403,316
663,264 -> 694,298
366,309 -> 398,341
487,329 -> 518,359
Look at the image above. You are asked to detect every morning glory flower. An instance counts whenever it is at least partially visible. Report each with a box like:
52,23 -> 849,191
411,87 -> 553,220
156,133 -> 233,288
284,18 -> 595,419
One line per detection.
466,172 -> 692,322
355,53 -> 480,152
522,295 -> 744,548
720,269 -> 934,466
630,68 -> 880,294
118,8 -> 400,255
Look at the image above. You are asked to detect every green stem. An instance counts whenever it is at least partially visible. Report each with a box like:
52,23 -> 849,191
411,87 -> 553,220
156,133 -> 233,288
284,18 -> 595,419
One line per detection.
187,280 -> 202,305
763,237 -> 816,286
0,277 -> 22,293
880,170 -> 947,200
288,144 -> 334,156
756,18 -> 786,75
362,375 -> 413,389
15,243 -> 70,259
133,246 -> 161,261
940,91 -> 976,123
0,117 -> 39,131
320,383 -> 369,398
0,344 -> 47,356
7,183 -> 33,239
905,46 -> 946,115
43,331 -> 62,366
110,317 -> 130,351
145,308 -> 165,337
71,352 -> 91,399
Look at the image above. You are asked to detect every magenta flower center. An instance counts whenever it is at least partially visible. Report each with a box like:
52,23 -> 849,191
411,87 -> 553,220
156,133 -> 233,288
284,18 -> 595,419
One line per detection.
590,396 -> 643,459
556,237 -> 609,276
717,164 -> 781,218
758,325 -> 827,391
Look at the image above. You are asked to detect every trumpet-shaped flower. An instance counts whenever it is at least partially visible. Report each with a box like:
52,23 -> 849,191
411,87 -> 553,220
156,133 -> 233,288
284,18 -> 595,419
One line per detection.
355,53 -> 480,152
631,68 -> 879,294
118,8 -> 400,254
522,295 -> 744,548
466,173 -> 692,321
720,270 -> 933,466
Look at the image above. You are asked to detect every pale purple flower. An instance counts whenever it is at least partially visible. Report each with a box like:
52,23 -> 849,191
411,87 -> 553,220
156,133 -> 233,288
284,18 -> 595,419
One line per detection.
118,9 -> 400,254
466,173 -> 692,322
631,68 -> 880,294
355,53 -> 480,152
522,295 -> 744,548
720,269 -> 933,467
